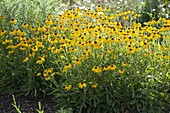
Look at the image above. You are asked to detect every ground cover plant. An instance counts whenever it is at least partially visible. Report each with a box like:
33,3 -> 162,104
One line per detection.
0,0 -> 170,113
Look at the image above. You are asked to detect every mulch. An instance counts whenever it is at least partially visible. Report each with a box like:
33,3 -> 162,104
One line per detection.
0,94 -> 57,113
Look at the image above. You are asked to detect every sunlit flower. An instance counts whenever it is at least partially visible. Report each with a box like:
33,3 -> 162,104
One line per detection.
118,69 -> 124,74
36,73 -> 41,77
122,62 -> 128,66
103,66 -> 109,71
47,14 -> 53,19
36,56 -> 45,64
64,64 -> 72,70
109,64 -> 116,70
23,57 -> 29,63
112,55 -> 116,59
122,15 -> 129,20
1,16 -> 6,20
30,26 -> 36,31
8,50 -> 14,54
73,59 -> 81,65
92,66 -> 102,73
78,83 -> 87,89
10,19 -> 17,24
45,77 -> 50,81
92,83 -> 98,88
127,48 -> 134,54
38,26 -> 46,32
32,46 -> 38,52
64,85 -> 72,90
0,30 -> 7,36
22,23 -> 29,28
2,39 -> 13,45
45,19 -> 53,25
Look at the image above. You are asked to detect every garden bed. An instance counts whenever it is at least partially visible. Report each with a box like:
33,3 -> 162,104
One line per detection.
0,0 -> 170,113
0,94 -> 57,113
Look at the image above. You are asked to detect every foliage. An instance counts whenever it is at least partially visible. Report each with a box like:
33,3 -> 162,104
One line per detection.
57,107 -> 73,113
139,0 -> 170,24
0,0 -> 170,113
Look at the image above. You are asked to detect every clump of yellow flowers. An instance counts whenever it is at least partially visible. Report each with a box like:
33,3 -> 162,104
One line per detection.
0,5 -> 170,91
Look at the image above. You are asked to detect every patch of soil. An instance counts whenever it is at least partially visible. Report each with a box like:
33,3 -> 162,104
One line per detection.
0,94 -> 57,113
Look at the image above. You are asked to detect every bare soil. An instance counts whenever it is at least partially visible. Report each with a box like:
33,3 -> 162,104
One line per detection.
0,94 -> 57,113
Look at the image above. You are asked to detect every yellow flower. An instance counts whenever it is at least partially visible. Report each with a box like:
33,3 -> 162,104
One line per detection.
108,64 -> 116,70
84,48 -> 91,53
18,31 -> 26,36
69,48 -> 78,52
122,62 -> 128,66
112,55 -> 116,59
134,14 -> 141,19
23,57 -> 29,63
2,39 -> 13,45
162,62 -> 166,65
31,46 -> 38,52
134,46 -> 141,51
45,19 -> 53,25
50,72 -> 56,77
107,49 -> 114,53
64,85 -> 72,90
64,64 -> 72,70
38,26 -> 46,32
36,60 -> 43,64
45,77 -> 50,81
0,30 -> 7,36
81,52 -> 89,59
73,59 -> 81,65
53,48 -> 63,54
8,50 -> 14,54
118,69 -> 124,74
19,47 -> 26,51
96,5 -> 103,12
10,19 -> 17,24
43,70 -> 48,77
1,16 -> 6,20
36,41 -> 44,48
78,83 -> 87,89
47,14 -> 53,19
22,23 -> 29,28
127,48 -> 134,54
36,56 -> 45,64
29,52 -> 35,57
92,83 -> 98,88
122,15 -> 129,20
92,66 -> 102,73
9,30 -> 17,35
103,66 -> 109,71
36,73 -> 41,77
75,7 -> 81,12
30,26 -> 36,31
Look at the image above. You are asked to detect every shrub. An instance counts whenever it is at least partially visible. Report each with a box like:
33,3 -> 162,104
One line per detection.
139,0 -> 170,24
0,1 -> 170,113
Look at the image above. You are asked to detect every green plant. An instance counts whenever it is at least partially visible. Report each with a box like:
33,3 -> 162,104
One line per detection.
0,0 -> 63,96
0,1 -> 169,113
139,0 -> 170,24
57,107 -> 73,113
12,95 -> 44,113
12,95 -> 22,113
